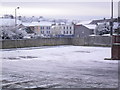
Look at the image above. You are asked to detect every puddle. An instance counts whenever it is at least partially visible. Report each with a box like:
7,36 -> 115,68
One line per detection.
19,56 -> 37,59
3,57 -> 20,60
3,56 -> 38,60
75,51 -> 90,53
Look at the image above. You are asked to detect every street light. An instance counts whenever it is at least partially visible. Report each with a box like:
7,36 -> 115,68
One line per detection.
15,7 -> 20,26
110,0 -> 113,36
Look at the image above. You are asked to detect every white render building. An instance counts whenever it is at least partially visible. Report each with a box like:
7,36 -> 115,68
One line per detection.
51,24 -> 74,37
23,22 -> 74,38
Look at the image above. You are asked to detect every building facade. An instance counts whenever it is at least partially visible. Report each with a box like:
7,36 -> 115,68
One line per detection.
40,26 -> 51,37
51,24 -> 74,37
74,24 -> 93,38
22,21 -> 54,37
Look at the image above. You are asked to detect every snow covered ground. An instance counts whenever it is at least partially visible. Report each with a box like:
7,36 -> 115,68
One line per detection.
1,46 -> 118,89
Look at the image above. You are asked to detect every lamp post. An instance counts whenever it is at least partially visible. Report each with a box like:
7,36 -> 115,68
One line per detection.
15,7 -> 20,26
111,0 -> 114,60
14,7 -> 20,48
110,0 -> 113,36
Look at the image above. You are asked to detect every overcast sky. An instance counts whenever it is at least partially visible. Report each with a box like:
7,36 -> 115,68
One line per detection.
0,1 -> 119,20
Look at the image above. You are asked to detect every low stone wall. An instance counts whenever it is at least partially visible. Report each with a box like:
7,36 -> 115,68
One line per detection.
1,36 -> 112,49
72,36 -> 112,47
1,38 -> 72,49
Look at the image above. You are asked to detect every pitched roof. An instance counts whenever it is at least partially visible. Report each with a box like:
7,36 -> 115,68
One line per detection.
84,24 -> 96,29
22,21 -> 54,27
76,20 -> 96,29
90,18 -> 117,24
76,20 -> 92,25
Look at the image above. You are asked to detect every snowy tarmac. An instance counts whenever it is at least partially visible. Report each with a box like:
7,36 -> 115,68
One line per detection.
1,46 -> 118,89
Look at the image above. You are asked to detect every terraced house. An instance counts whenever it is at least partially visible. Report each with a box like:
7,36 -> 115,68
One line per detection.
51,23 -> 74,37
22,21 -> 54,37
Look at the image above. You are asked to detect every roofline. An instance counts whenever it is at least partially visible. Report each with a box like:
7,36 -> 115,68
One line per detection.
90,18 -> 117,24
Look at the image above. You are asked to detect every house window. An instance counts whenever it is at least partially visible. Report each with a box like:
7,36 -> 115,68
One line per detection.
63,27 -> 65,29
66,31 -> 68,34
41,27 -> 44,30
67,26 -> 68,29
40,27 -> 43,30
48,27 -> 50,29
46,26 -> 50,30
64,31 -> 66,34
70,27 -> 71,29
46,31 -> 50,34
70,31 -> 72,34
41,31 -> 44,34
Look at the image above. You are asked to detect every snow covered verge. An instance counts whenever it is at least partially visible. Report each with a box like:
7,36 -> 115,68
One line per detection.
1,46 -> 118,89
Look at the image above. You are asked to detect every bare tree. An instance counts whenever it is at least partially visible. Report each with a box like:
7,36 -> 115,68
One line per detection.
95,22 -> 110,35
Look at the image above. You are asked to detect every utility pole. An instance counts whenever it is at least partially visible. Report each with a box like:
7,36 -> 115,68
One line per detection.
14,7 -> 20,49
110,0 -> 113,35
118,1 -> 120,35
15,7 -> 20,27
111,1 -> 120,60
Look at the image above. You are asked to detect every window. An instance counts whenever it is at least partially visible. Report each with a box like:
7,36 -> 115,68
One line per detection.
41,31 -> 43,34
46,26 -> 50,30
42,31 -> 44,34
40,27 -> 42,29
46,31 -> 50,34
63,27 -> 65,29
67,26 -> 68,29
41,31 -> 42,34
66,31 -> 68,34
64,31 -> 66,34
70,31 -> 72,34
41,27 -> 45,30
48,27 -> 50,29
70,27 -> 71,29
41,31 -> 44,34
